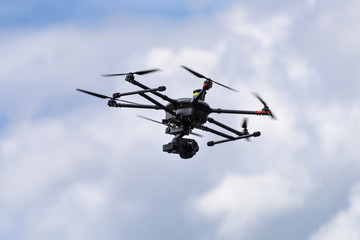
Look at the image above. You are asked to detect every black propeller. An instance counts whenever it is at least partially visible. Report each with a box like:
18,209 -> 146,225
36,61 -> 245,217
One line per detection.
137,115 -> 164,125
181,65 -> 238,92
242,118 -> 248,133
137,115 -> 203,137
252,92 -> 277,120
241,118 -> 251,141
102,69 -> 161,77
76,89 -> 139,104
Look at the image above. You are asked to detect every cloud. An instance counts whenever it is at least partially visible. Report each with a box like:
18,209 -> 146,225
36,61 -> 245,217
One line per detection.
310,184 -> 360,240
281,56 -> 314,86
1,1 -> 360,240
306,102 -> 360,161
306,0 -> 318,10
0,110 -> 167,239
218,3 -> 291,47
192,168 -> 314,239
146,47 -> 219,74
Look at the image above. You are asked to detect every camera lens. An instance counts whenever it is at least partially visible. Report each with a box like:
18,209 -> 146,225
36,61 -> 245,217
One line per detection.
187,140 -> 199,152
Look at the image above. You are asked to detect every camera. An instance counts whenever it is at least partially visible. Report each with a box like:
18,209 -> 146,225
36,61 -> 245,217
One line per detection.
163,138 -> 199,159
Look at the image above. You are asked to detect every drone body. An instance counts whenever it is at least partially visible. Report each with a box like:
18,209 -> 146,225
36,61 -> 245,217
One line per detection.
77,66 -> 275,159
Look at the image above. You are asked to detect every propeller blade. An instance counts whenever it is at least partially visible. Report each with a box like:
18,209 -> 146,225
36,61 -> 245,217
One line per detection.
134,69 -> 161,75
77,89 -> 141,105
76,89 -> 111,99
137,115 -> 203,137
102,68 -> 161,77
269,111 -> 277,120
241,118 -> 251,141
102,73 -> 126,77
181,65 -> 238,92
117,99 -> 141,105
252,92 -> 267,106
252,92 -> 277,120
181,65 -> 207,79
137,115 -> 165,126
211,79 -> 238,92
190,131 -> 204,137
242,118 -> 248,129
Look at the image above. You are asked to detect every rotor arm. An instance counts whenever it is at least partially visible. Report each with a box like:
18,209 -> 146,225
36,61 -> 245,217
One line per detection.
210,108 -> 272,116
196,125 -> 235,140
207,131 -> 261,146
125,77 -> 178,106
192,89 -> 206,104
138,92 -> 177,116
207,117 -> 244,136
108,101 -> 161,110
112,86 -> 166,98
192,79 -> 213,104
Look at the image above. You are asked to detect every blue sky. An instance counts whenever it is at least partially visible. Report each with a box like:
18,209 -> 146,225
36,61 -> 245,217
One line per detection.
1,0 -> 360,240
0,0 -> 233,28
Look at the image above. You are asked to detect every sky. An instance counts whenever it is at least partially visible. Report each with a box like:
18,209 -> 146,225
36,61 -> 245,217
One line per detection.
1,0 -> 360,239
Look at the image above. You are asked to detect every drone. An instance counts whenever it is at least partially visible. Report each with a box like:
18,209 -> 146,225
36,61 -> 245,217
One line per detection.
77,66 -> 276,159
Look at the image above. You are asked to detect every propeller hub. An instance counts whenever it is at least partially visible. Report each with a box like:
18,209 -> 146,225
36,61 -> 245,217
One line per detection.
125,74 -> 135,83
108,99 -> 116,107
181,65 -> 238,92
113,93 -> 121,98
242,118 -> 249,135
253,92 -> 277,120
203,79 -> 213,90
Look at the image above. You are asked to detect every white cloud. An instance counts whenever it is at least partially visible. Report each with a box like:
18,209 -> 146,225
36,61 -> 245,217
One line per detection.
146,46 -> 219,74
18,181 -> 140,240
313,1 -> 360,51
0,118 -> 102,209
1,1 -> 360,239
282,56 -> 315,86
310,184 -> 360,240
306,101 -> 360,161
0,110 -> 149,237
192,168 -> 314,239
307,0 -> 318,10
218,4 -> 291,47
